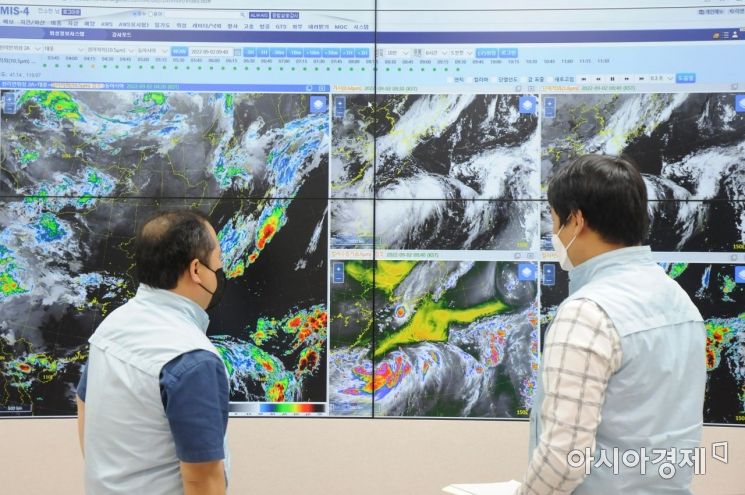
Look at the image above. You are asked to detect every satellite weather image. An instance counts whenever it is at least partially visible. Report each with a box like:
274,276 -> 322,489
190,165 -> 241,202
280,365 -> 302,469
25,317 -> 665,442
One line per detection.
541,93 -> 745,252
540,262 -> 745,424
329,260 -> 539,418
0,90 -> 329,414
331,94 -> 540,251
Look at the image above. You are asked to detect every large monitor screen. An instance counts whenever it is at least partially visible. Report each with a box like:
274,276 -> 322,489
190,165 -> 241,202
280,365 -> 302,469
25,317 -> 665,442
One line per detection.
0,0 -> 743,425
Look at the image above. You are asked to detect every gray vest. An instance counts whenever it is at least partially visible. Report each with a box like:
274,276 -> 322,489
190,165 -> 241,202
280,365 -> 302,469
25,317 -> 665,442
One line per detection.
84,285 -> 230,495
530,246 -> 705,494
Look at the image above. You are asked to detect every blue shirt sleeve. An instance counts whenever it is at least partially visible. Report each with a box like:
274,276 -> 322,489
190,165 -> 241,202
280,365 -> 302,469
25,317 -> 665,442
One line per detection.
159,349 -> 230,463
77,362 -> 88,401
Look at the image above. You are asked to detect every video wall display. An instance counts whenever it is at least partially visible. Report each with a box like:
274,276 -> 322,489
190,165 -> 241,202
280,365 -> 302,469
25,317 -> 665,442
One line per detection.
0,0 -> 742,425
1,85 -> 744,424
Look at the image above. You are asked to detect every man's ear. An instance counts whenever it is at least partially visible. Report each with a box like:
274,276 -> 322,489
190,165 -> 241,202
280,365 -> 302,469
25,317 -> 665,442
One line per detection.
188,258 -> 203,284
572,209 -> 586,233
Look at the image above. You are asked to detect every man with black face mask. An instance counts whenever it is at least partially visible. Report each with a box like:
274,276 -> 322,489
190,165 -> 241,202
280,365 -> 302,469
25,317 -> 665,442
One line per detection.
76,210 -> 230,495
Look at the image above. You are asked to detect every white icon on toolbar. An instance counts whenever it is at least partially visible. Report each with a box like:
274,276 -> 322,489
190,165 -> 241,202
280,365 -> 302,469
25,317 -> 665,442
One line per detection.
313,99 -> 325,110
521,266 -> 533,278
738,98 -> 745,110
738,268 -> 745,280
521,99 -> 534,111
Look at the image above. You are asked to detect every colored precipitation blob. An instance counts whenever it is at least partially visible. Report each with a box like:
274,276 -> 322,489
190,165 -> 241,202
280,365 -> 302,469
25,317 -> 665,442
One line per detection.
24,189 -> 49,204
374,297 -> 510,357
0,246 -> 25,297
35,213 -> 66,242
721,276 -> 737,302
227,259 -> 245,278
256,206 -> 284,250
18,149 -> 39,165
19,90 -> 81,120
668,263 -> 688,279
0,271 -> 26,298
350,354 -> 411,397
297,348 -> 320,375
705,322 -> 737,370
142,92 -> 167,105
215,346 -> 235,377
244,202 -> 289,268
344,260 -> 417,293
87,170 -> 103,185
267,377 -> 289,402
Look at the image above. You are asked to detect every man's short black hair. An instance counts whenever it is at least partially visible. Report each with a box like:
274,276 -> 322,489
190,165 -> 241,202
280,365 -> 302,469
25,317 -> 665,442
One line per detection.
547,154 -> 648,246
135,209 -> 216,290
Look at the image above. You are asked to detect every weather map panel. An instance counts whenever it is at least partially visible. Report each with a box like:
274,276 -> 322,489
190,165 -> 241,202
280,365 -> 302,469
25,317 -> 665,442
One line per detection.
540,262 -> 745,425
369,260 -> 539,418
0,91 -> 330,200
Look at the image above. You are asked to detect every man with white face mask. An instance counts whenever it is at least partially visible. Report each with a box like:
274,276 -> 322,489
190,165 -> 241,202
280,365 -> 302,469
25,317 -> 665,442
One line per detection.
517,155 -> 705,495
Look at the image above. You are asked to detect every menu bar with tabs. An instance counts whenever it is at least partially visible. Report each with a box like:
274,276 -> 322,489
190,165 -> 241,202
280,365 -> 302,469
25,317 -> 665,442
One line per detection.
0,3 -> 743,94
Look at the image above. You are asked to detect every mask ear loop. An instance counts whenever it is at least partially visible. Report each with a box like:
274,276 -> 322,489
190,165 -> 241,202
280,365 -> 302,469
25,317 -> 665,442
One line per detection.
195,260 -> 217,296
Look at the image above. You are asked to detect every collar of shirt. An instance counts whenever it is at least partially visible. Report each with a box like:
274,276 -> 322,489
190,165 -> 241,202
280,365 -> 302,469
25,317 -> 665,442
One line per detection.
135,284 -> 210,333
568,245 -> 654,295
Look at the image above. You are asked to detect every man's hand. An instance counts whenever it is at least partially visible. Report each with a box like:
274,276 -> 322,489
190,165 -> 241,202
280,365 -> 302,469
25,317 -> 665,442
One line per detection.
181,460 -> 226,495
76,396 -> 85,457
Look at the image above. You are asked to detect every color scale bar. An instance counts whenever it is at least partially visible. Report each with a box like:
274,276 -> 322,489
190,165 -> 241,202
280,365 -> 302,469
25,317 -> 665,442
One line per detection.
229,402 -> 327,415
260,403 -> 326,414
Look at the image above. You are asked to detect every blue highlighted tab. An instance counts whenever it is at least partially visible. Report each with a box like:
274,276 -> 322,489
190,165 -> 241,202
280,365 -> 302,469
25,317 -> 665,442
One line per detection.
542,264 -> 556,286
518,263 -> 537,281
355,48 -> 370,58
476,48 -> 499,58
676,73 -> 696,83
340,48 -> 355,58
735,95 -> 745,113
543,96 -> 556,118
242,47 -> 256,58
310,95 -> 328,114
270,48 -> 287,57
735,266 -> 745,284
499,48 -> 518,58
287,48 -> 303,58
170,46 -> 189,57
323,48 -> 340,58
333,262 -> 345,284
256,47 -> 271,58
519,96 -> 537,114
304,48 -> 323,58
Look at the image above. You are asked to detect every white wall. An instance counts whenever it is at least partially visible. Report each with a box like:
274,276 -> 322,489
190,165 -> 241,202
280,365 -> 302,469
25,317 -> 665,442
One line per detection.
1,419 -> 744,494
